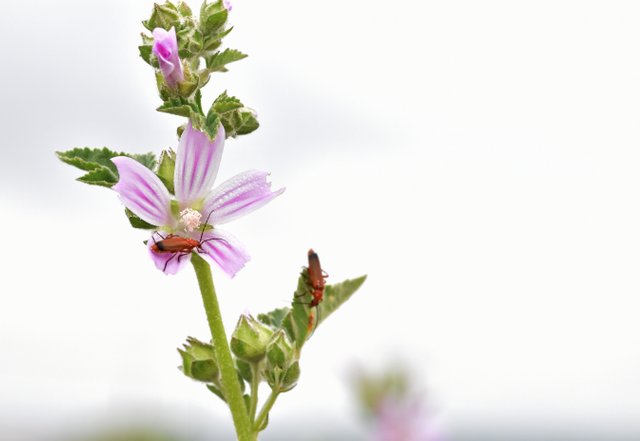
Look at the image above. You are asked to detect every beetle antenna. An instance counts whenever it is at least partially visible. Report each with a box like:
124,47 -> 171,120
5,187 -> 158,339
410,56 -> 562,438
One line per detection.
198,208 -> 216,243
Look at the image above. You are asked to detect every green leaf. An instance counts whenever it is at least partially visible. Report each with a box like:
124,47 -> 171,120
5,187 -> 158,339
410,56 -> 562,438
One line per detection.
138,44 -> 153,64
236,359 -> 252,383
76,167 -> 118,188
259,270 -> 367,350
125,208 -> 157,229
156,148 -> 176,194
202,26 -> 233,52
203,108 -> 221,141
243,394 -> 251,413
57,147 -> 156,188
157,97 -> 200,117
211,91 -> 259,138
207,384 -> 226,402
258,307 -> 289,329
315,275 -> 367,328
212,91 -> 243,113
130,152 -> 157,170
205,48 -> 247,72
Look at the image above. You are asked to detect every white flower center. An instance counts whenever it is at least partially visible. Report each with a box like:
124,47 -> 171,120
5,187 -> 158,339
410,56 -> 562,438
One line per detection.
180,208 -> 202,233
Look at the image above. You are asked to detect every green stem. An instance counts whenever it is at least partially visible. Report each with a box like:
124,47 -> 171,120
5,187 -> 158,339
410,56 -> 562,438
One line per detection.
253,388 -> 280,433
249,362 -> 261,422
192,254 -> 252,441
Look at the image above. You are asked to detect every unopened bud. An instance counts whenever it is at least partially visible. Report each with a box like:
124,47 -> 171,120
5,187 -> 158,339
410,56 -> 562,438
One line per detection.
230,314 -> 274,362
266,330 -> 294,371
178,337 -> 219,383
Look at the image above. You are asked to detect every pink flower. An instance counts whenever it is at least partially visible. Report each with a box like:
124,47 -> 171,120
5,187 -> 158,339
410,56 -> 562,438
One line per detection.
152,27 -> 184,88
375,399 -> 440,441
111,123 -> 284,276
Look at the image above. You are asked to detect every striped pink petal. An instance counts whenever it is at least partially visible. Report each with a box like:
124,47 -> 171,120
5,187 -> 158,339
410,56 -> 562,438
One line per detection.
112,157 -> 172,226
174,122 -> 225,207
203,170 -> 285,225
199,229 -> 250,278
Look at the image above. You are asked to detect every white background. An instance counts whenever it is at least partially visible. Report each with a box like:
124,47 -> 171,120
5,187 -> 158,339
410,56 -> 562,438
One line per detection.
2,0 -> 640,438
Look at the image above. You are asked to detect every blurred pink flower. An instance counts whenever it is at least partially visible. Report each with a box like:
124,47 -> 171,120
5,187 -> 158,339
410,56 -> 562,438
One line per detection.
374,399 -> 439,441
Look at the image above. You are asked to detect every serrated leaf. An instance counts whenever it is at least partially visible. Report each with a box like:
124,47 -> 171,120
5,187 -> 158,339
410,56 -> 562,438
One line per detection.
156,148 -> 176,194
130,152 -> 157,170
205,48 -> 247,72
203,108 -> 221,141
256,271 -> 366,351
57,147 -> 156,188
125,208 -> 157,229
138,44 -> 153,64
212,91 -> 242,113
76,167 -> 118,188
157,97 -> 200,117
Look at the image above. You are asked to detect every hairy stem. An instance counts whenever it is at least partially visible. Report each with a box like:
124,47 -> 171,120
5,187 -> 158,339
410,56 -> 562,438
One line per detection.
249,362 -> 261,422
253,388 -> 280,433
192,254 -> 252,441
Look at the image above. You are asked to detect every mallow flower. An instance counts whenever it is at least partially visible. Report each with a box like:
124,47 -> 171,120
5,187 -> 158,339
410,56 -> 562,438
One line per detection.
111,122 -> 284,276
152,27 -> 184,88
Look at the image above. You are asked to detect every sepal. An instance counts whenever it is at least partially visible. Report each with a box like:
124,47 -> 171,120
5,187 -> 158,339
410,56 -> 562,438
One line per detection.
156,148 -> 176,193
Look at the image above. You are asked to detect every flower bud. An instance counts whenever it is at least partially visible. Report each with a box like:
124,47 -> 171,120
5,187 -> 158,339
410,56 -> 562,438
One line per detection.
152,27 -> 184,88
143,2 -> 181,31
264,331 -> 300,391
178,337 -> 219,383
230,314 -> 274,362
200,0 -> 229,34
266,330 -> 294,371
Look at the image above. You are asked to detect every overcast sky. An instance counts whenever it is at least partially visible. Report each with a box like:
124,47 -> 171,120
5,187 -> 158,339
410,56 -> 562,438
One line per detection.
2,0 -> 640,438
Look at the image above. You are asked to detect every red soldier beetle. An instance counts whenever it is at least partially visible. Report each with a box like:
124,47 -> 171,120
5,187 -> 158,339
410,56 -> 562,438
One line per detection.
150,208 -> 226,272
293,248 -> 329,334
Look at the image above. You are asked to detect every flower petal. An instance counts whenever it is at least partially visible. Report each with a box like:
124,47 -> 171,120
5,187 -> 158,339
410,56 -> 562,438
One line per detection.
203,170 -> 285,225
199,229 -> 250,278
174,122 -> 225,207
112,156 -> 172,226
147,231 -> 192,275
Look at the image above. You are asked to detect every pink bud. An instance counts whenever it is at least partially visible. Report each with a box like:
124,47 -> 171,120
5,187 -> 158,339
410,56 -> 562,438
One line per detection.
152,27 -> 184,88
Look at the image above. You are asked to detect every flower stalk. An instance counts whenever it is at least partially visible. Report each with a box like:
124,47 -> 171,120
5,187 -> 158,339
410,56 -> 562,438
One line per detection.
191,253 -> 252,441
249,362 -> 261,422
253,388 -> 280,433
